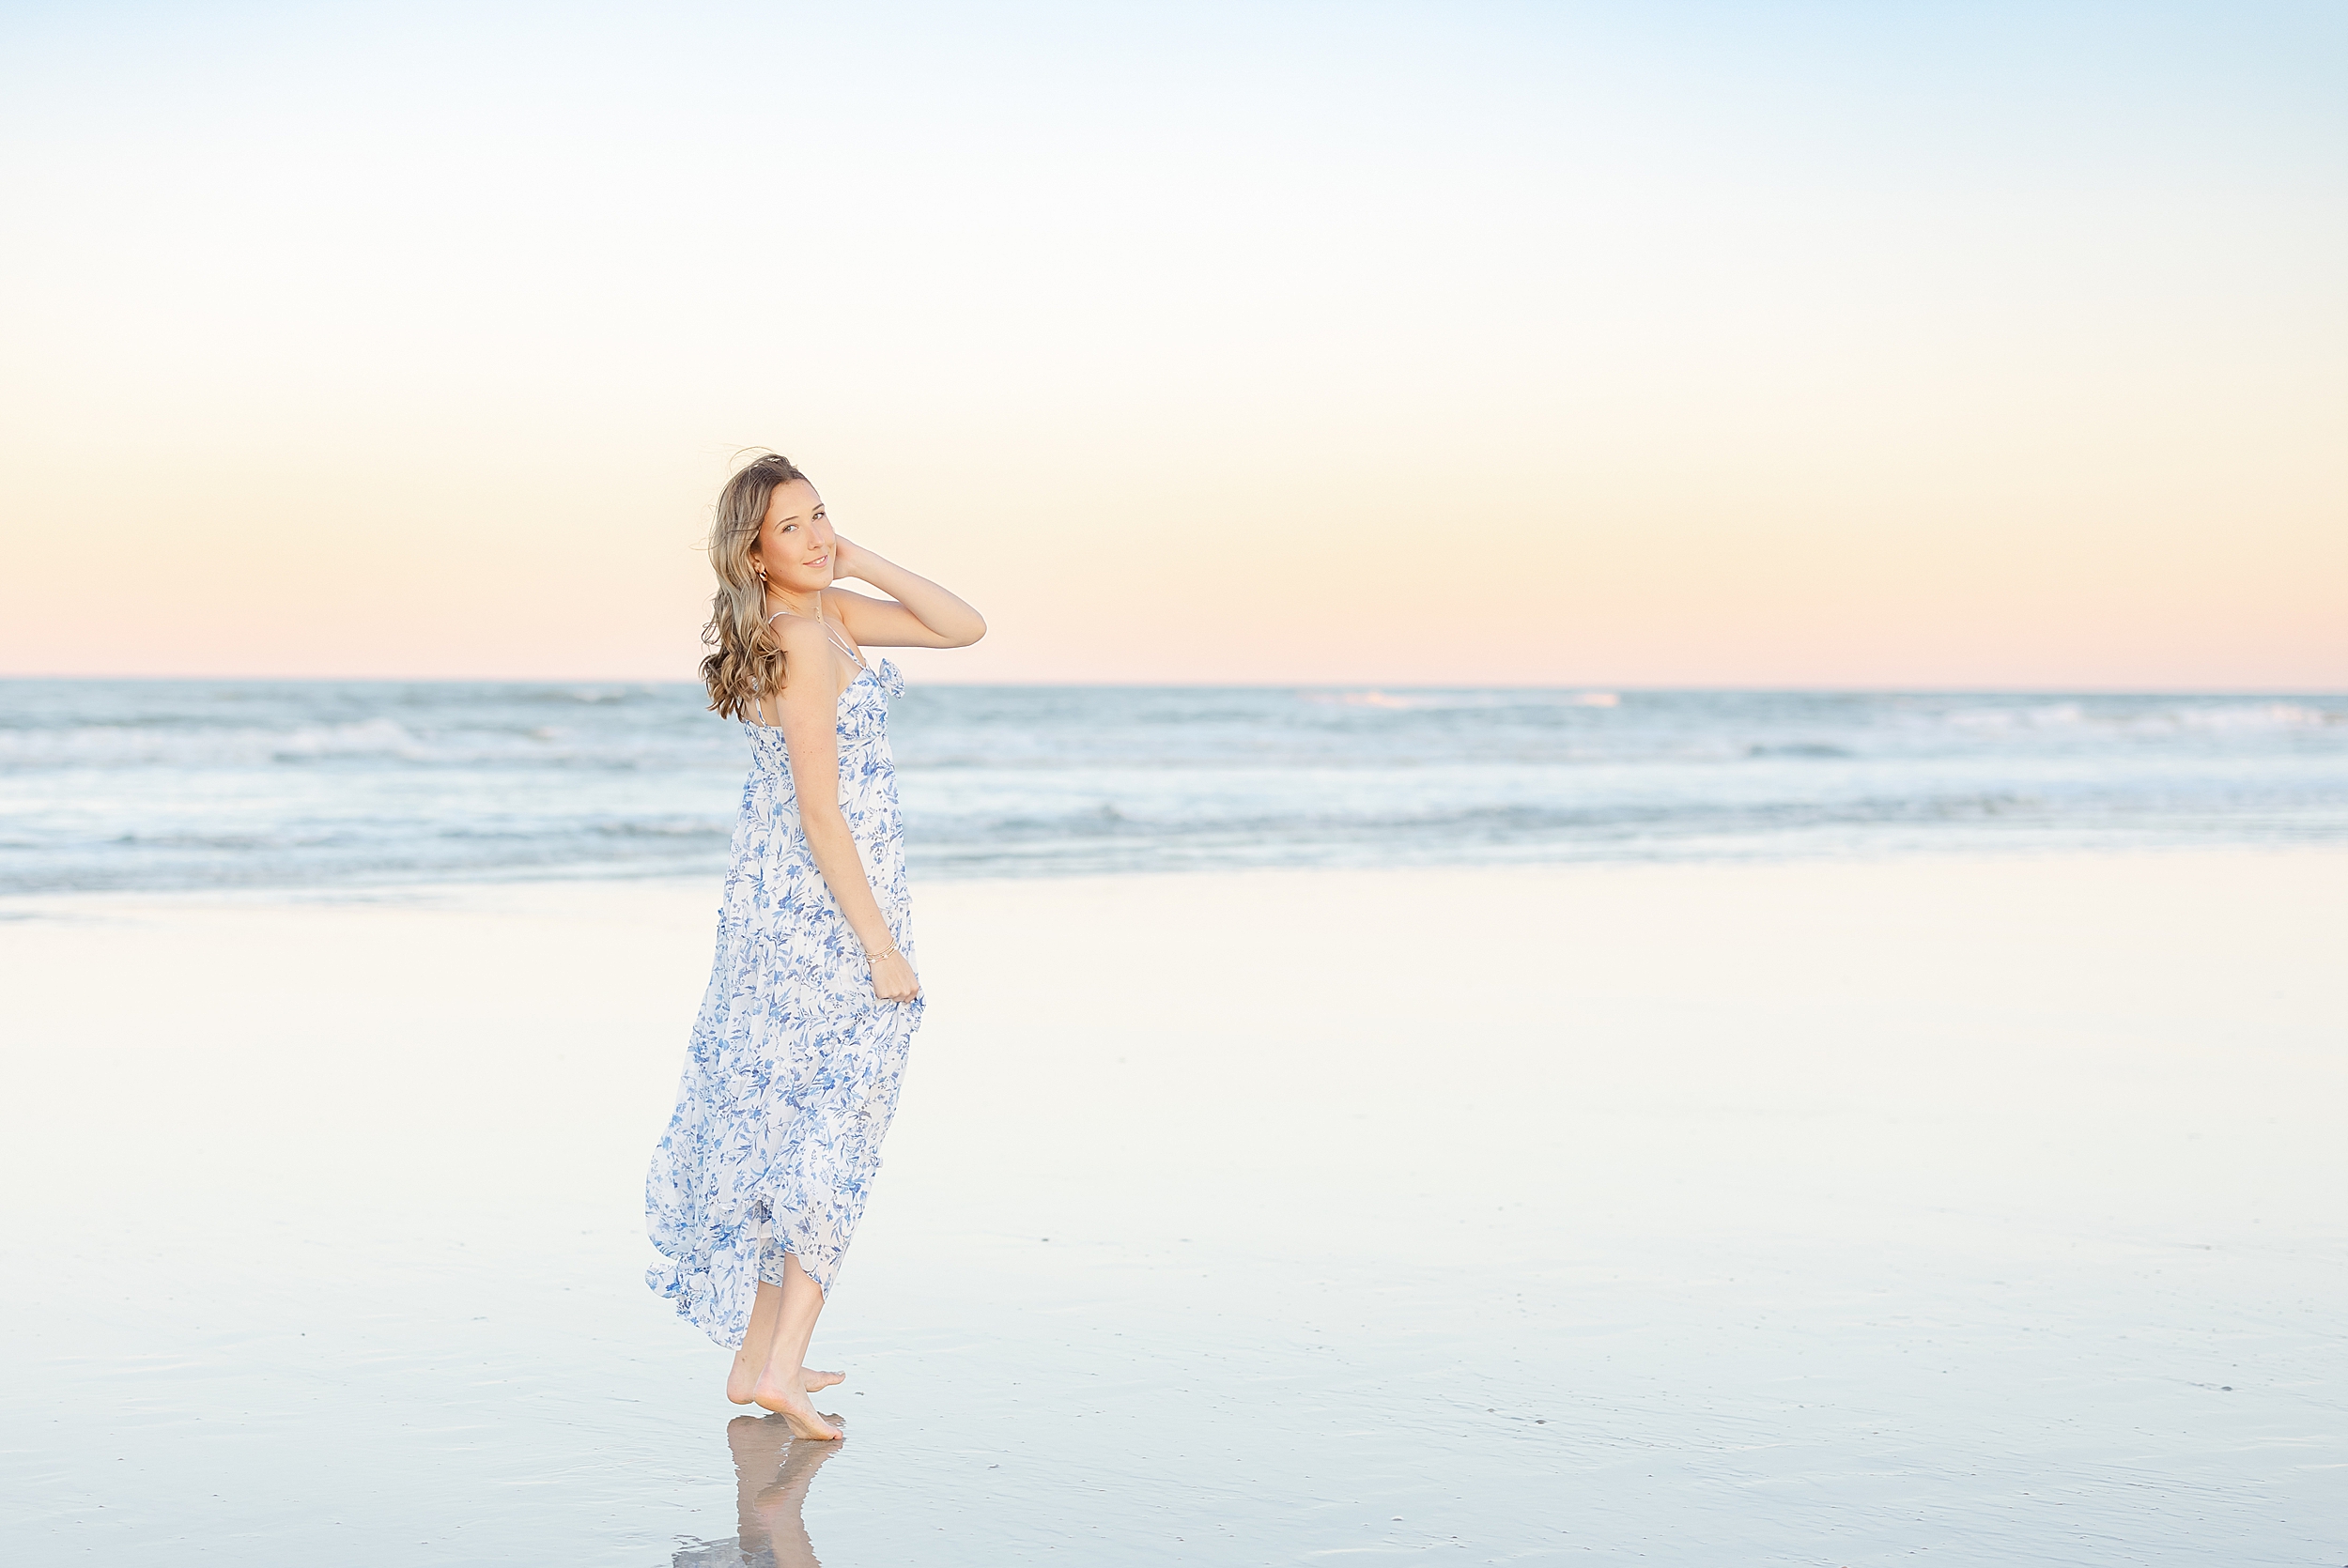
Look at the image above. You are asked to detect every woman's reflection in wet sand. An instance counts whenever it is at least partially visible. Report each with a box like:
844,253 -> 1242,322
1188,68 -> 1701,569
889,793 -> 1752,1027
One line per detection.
672,1412 -> 846,1567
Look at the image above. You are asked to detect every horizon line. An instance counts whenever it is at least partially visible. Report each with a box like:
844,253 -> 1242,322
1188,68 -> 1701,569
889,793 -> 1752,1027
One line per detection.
3,672 -> 2341,699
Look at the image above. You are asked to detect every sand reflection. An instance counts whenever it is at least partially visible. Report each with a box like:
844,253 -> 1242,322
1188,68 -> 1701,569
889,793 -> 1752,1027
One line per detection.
671,1414 -> 846,1568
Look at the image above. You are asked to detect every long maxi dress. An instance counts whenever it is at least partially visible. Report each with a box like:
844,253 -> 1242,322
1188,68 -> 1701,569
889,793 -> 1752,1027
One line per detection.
644,655 -> 922,1346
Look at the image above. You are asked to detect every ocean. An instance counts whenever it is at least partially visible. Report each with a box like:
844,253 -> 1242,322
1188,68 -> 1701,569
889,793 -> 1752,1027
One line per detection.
1,680 -> 2343,895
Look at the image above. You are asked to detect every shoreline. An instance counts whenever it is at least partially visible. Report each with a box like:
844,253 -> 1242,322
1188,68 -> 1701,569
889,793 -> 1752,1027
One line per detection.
6,831 -> 2342,920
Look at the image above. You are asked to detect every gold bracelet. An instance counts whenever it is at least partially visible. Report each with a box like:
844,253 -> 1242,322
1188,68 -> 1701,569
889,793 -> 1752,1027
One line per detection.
864,945 -> 900,964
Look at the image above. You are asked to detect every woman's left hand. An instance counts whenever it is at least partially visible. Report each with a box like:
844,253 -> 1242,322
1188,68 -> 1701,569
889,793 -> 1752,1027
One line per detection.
869,949 -> 920,1003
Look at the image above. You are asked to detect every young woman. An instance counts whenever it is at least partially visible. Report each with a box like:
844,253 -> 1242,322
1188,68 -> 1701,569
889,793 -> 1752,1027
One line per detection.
645,453 -> 985,1438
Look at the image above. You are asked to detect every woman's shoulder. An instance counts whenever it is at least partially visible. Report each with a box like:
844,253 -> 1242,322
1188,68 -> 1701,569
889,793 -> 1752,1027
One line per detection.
764,608 -> 833,649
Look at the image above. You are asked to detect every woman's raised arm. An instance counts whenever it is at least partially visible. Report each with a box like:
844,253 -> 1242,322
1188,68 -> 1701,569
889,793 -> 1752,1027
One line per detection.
824,538 -> 986,649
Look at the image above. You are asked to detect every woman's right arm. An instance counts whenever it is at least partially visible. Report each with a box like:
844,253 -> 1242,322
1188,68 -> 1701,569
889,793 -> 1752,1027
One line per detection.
770,617 -> 919,1002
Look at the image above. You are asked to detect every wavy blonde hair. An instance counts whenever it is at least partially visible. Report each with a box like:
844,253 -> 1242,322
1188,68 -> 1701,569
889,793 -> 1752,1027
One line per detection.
699,451 -> 809,719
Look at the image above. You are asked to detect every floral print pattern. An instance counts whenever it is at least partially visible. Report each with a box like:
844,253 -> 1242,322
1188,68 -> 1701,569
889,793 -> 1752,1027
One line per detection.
645,659 -> 922,1346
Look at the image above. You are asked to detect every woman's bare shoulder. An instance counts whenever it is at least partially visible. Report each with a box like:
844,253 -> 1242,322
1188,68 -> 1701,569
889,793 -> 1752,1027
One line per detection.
765,610 -> 833,650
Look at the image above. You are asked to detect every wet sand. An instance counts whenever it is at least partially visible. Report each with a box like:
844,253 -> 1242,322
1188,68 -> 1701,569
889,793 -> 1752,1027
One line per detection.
2,850 -> 2343,1563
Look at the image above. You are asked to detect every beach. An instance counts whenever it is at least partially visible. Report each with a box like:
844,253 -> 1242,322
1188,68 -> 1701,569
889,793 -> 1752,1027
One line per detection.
3,847 -> 2342,1563
8,0 -> 2342,1555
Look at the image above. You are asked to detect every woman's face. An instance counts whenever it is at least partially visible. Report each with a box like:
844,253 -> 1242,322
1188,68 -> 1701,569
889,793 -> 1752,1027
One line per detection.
751,479 -> 834,595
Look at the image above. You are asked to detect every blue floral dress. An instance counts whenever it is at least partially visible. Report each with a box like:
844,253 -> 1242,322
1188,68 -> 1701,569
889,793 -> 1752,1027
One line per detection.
645,656 -> 922,1346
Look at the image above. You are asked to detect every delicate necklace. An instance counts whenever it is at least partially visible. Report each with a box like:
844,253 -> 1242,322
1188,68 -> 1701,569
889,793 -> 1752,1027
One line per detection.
765,585 -> 821,621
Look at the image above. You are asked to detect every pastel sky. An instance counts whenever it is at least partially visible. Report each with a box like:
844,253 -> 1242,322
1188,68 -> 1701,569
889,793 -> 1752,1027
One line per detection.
2,1 -> 2341,687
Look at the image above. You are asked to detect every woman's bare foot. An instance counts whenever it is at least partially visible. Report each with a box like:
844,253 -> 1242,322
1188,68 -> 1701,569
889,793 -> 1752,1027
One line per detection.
730,1365 -> 845,1405
727,1286 -> 785,1405
750,1370 -> 844,1439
